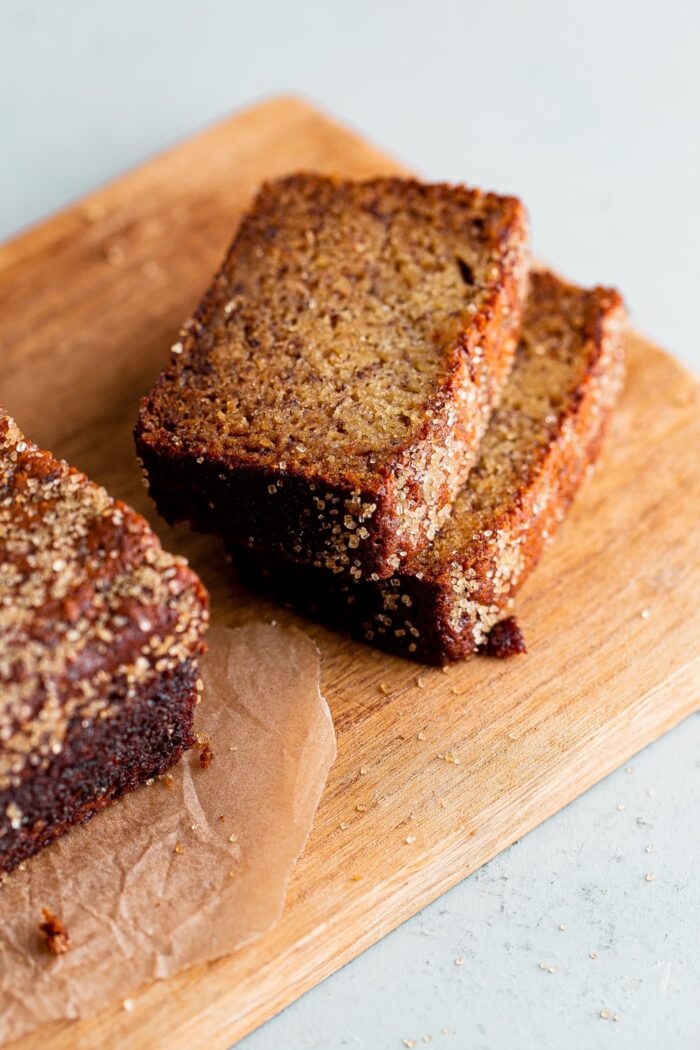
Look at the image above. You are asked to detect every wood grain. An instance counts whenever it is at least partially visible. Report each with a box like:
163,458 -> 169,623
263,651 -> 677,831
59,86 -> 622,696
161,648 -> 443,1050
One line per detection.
2,96 -> 699,1050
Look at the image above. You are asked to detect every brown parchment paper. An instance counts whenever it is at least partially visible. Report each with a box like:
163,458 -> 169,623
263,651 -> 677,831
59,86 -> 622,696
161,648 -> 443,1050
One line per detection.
0,624 -> 336,1045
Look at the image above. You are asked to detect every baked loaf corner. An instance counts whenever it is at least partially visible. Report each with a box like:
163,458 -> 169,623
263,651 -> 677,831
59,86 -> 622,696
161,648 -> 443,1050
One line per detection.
0,411 -> 209,873
136,174 -> 530,579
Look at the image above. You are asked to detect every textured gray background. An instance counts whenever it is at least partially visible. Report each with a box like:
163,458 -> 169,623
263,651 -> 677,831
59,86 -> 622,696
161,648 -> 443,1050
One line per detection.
1,2 -> 699,1048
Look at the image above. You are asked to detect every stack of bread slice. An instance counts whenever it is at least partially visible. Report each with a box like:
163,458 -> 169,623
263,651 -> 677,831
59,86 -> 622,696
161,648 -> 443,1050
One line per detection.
136,174 -> 625,664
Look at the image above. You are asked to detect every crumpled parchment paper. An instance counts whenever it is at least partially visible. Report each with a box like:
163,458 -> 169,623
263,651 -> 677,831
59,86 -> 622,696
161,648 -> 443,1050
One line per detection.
0,623 -> 336,1044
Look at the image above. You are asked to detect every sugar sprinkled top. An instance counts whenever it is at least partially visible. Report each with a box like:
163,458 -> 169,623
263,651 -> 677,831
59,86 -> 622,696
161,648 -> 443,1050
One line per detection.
0,410 -> 209,793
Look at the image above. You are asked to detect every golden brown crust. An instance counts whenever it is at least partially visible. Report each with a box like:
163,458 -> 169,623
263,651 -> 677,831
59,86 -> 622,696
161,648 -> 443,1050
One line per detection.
235,271 -> 626,664
136,174 -> 530,578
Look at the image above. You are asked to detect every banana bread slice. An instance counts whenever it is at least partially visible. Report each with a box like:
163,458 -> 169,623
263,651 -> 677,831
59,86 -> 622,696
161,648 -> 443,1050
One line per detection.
0,411 -> 209,873
135,174 -> 529,579
235,271 -> 626,664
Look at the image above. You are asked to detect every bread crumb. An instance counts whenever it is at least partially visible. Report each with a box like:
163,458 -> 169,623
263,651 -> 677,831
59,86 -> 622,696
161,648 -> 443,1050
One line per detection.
482,616 -> 526,657
38,908 -> 70,955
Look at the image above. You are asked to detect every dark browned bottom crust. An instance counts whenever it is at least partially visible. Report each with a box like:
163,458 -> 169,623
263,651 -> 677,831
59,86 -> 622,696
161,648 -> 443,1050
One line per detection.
232,551 -> 472,666
231,419 -> 605,666
135,445 -> 399,576
0,660 -> 197,875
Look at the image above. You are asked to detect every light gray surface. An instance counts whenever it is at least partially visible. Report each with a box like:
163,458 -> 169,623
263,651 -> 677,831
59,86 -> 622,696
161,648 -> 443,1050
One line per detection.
1,2 -> 699,1047
243,719 -> 700,1050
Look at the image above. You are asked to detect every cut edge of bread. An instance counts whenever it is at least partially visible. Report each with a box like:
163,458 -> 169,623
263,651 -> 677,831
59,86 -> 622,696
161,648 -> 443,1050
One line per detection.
135,174 -> 530,578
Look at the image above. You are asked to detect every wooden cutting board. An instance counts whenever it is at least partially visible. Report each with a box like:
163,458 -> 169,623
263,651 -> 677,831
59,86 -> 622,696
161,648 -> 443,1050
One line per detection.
2,96 -> 699,1050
